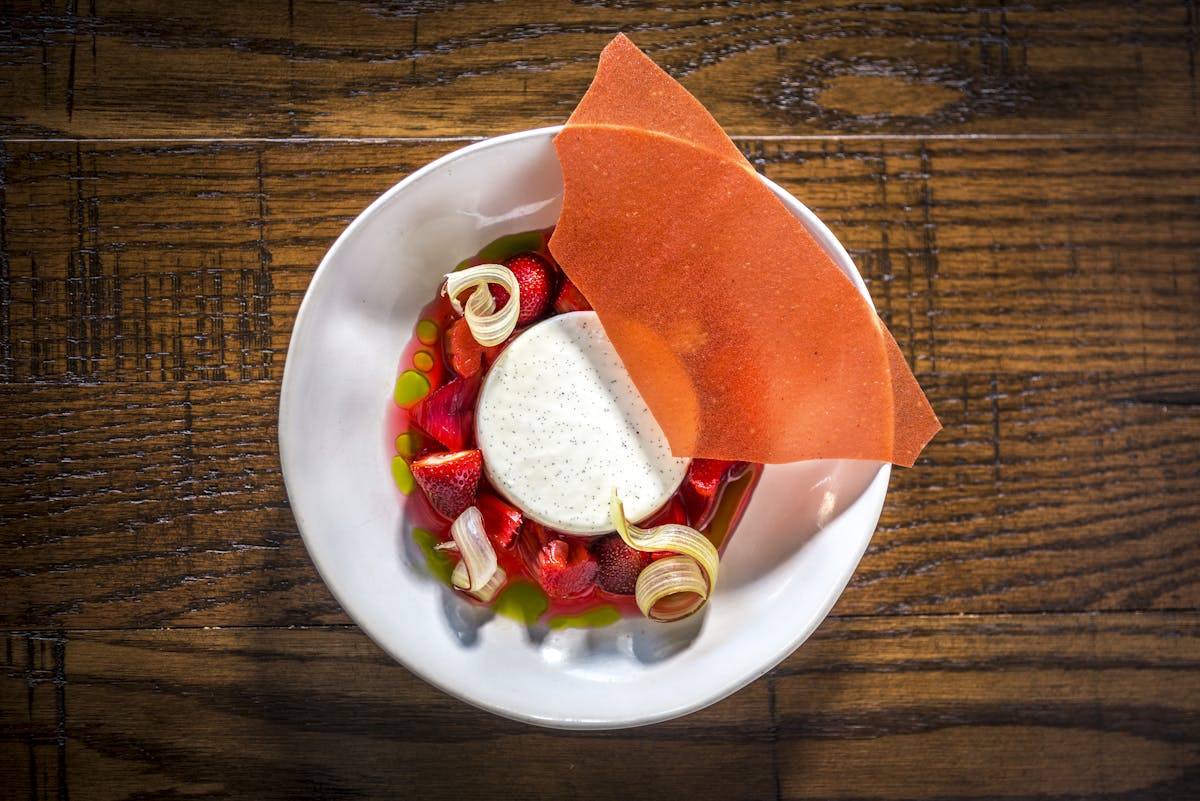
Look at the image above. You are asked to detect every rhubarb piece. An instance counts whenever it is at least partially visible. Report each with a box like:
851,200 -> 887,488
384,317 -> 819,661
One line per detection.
445,317 -> 487,378
438,506 -> 502,595
410,373 -> 480,452
409,450 -> 483,520
443,263 -> 520,346
610,491 -> 719,622
475,492 -> 522,549
549,36 -> 940,466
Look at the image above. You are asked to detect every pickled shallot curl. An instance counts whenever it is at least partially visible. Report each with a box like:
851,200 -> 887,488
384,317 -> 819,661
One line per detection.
436,506 -> 506,602
610,490 -> 720,622
443,264 -> 520,346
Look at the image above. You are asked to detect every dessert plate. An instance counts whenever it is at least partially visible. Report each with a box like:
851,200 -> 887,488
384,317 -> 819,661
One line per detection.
278,127 -> 889,729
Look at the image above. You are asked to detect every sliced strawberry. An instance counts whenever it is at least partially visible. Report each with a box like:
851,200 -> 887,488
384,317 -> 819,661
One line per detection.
680,458 -> 737,529
475,492 -> 522,549
410,373 -> 480,451
552,276 -> 592,313
518,523 -> 598,599
491,253 -> 555,326
409,449 -> 482,520
590,533 -> 652,595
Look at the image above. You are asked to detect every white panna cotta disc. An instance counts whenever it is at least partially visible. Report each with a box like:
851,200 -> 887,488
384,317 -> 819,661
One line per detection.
475,311 -> 689,535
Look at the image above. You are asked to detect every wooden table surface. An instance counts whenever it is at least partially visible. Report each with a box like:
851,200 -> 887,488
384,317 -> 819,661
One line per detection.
2,2 -> 1198,799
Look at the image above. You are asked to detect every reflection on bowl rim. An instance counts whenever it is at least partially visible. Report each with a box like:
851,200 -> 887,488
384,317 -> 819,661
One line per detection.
278,126 -> 890,729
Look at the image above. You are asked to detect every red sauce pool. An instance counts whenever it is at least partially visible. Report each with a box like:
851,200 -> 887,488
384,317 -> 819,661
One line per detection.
390,227 -> 762,628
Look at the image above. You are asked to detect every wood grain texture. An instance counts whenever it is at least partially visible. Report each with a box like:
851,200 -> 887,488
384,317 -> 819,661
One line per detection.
1,370 -> 1195,628
772,613 -> 1200,799
1,2 -> 1198,797
0,382 -> 346,629
1,614 -> 1194,800
2,137 -> 1197,383
1,135 -> 1197,628
1,0 -> 1199,138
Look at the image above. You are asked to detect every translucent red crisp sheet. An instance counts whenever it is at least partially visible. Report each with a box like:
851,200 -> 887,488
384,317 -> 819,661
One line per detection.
549,35 -> 940,466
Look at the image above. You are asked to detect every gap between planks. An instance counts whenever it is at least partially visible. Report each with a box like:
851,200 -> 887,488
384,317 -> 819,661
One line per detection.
3,133 -> 1200,145
2,608 -> 1195,635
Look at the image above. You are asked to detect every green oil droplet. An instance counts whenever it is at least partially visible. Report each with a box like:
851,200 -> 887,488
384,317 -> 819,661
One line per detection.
548,605 -> 621,631
416,319 -> 440,346
394,430 -> 424,460
477,231 -> 545,263
394,369 -> 430,407
494,580 -> 549,626
391,456 -> 415,494
412,349 -> 435,372
413,528 -> 455,585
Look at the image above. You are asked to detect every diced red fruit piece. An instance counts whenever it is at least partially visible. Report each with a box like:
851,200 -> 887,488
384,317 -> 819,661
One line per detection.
411,373 -> 480,451
445,317 -> 505,379
409,449 -> 483,520
536,538 -> 598,599
445,317 -> 486,377
491,253 -> 556,326
474,492 -> 522,549
518,523 -> 597,599
680,458 -> 737,529
590,533 -> 652,595
552,276 -> 593,313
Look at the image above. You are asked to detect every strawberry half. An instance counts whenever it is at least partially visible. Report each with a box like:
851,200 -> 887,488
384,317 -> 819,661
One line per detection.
680,458 -> 737,529
591,533 -> 651,595
410,373 -> 480,451
491,253 -> 555,326
475,492 -> 522,549
552,276 -> 592,313
409,449 -> 482,520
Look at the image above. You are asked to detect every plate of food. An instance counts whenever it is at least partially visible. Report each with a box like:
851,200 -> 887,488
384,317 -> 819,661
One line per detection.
278,35 -> 939,729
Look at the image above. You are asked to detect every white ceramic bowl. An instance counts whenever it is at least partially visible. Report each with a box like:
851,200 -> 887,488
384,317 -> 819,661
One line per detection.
279,126 -> 889,729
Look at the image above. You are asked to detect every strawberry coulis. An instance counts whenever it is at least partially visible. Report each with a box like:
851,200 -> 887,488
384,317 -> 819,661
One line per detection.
391,227 -> 763,626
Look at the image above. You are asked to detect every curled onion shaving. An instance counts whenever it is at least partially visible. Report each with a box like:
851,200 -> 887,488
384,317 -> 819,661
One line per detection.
442,263 -> 520,346
451,561 -> 507,602
610,490 -> 720,622
437,506 -> 501,594
635,556 -> 709,622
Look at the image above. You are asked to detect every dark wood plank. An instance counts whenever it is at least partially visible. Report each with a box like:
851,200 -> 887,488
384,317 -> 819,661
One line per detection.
3,137 -> 1197,383
764,137 -> 1200,377
0,382 -> 347,629
1,0 -> 1198,138
849,368 -> 1200,616
1,371 -> 1195,628
0,139 -> 453,383
773,612 -> 1200,799
0,4 -> 1193,799
3,614 -> 1194,800
0,632 -> 67,801
58,627 -> 775,801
